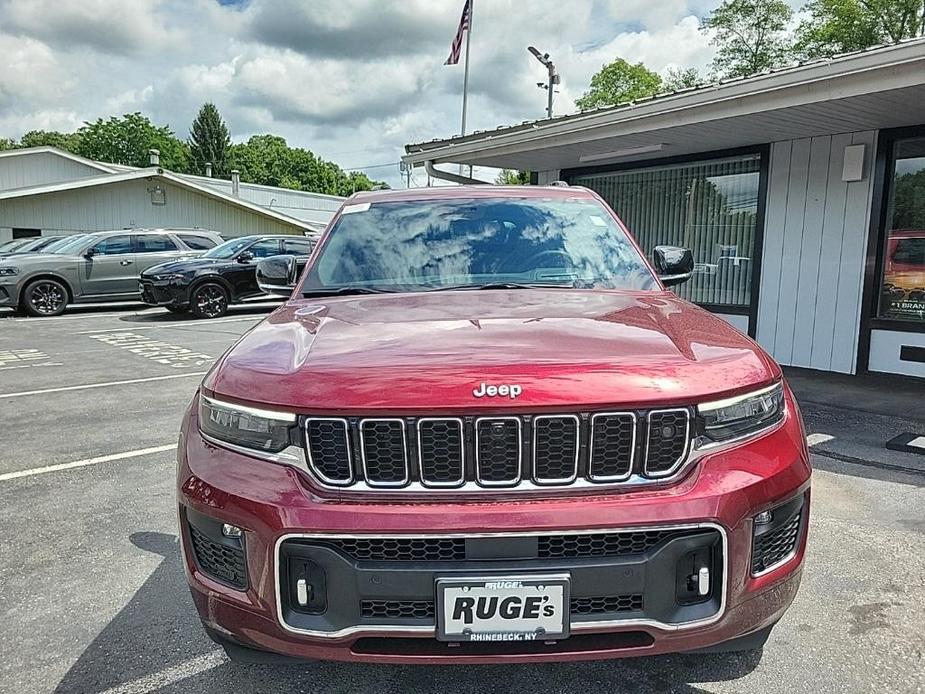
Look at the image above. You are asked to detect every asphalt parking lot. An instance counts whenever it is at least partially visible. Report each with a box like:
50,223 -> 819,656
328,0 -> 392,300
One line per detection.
1,304 -> 923,694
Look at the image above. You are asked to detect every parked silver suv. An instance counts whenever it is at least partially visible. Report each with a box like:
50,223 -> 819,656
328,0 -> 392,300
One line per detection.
0,229 -> 224,316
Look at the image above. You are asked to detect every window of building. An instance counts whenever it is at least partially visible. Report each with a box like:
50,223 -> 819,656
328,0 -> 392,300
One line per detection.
570,154 -> 762,309
135,234 -> 179,253
878,136 -> 925,323
12,228 -> 41,239
178,234 -> 218,250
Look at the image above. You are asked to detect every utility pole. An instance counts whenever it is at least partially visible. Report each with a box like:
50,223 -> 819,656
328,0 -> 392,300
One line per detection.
528,46 -> 559,119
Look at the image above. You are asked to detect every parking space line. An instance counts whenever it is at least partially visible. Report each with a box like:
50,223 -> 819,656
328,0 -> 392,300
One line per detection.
95,650 -> 226,694
0,372 -> 205,399
75,316 -> 262,334
0,444 -> 176,482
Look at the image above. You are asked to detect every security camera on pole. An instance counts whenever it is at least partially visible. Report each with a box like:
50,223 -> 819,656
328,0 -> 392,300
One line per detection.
528,46 -> 559,119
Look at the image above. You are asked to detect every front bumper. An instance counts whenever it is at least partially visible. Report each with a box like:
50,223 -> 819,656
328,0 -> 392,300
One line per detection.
178,394 -> 811,663
0,281 -> 19,307
139,279 -> 187,307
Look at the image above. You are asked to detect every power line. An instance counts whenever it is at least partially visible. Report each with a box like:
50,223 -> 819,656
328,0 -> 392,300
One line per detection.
342,161 -> 400,172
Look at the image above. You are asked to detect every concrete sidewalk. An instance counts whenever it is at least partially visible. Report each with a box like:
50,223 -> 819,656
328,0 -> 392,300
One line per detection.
785,367 -> 925,477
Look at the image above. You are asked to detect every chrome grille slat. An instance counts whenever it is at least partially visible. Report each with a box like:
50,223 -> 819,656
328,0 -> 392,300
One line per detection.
532,414 -> 580,484
359,418 -> 409,487
417,418 -> 465,488
589,412 -> 636,482
475,417 -> 522,486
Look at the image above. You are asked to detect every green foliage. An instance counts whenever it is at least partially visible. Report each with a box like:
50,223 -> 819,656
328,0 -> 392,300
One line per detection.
575,58 -> 663,111
664,67 -> 701,91
0,138 -> 16,151
188,103 -> 231,178
795,0 -> 925,58
19,130 -> 83,152
892,169 -> 925,230
76,112 -> 190,170
701,0 -> 793,78
228,135 -> 383,196
495,169 -> 531,185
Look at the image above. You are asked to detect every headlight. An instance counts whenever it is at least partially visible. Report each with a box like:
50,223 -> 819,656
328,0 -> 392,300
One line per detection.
199,395 -> 298,459
698,382 -> 784,442
0,267 -> 19,277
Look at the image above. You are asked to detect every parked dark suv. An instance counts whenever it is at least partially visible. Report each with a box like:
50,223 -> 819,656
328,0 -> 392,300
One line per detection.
140,235 -> 317,318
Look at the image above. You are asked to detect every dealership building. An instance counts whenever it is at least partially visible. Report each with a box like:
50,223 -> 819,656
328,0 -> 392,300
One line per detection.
404,38 -> 925,379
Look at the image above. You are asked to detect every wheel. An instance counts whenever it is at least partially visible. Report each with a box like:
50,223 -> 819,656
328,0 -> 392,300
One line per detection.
190,282 -> 229,319
21,278 -> 68,317
165,305 -> 189,314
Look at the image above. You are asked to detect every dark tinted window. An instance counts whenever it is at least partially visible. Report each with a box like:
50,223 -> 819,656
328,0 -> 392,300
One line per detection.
303,198 -> 655,293
92,235 -> 132,255
136,234 -> 179,253
178,234 -> 217,250
247,239 -> 281,258
282,238 -> 315,255
893,238 -> 925,266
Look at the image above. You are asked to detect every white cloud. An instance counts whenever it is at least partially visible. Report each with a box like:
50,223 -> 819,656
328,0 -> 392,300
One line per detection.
0,0 -> 725,186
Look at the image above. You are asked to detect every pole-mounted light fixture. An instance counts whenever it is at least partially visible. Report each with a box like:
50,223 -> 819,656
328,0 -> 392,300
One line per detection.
528,46 -> 559,119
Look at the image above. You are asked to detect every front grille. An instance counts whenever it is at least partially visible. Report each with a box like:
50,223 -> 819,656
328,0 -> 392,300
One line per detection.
570,594 -> 643,615
302,408 -> 692,492
189,525 -> 246,589
752,511 -> 802,574
304,530 -> 677,563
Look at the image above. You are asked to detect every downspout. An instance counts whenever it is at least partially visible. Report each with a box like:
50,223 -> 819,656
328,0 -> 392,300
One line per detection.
424,160 -> 491,185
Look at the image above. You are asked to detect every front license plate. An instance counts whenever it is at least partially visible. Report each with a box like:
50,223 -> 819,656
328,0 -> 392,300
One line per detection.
436,574 -> 570,642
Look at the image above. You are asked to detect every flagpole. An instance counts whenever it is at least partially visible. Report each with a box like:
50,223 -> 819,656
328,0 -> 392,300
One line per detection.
460,0 -> 473,177
460,0 -> 473,137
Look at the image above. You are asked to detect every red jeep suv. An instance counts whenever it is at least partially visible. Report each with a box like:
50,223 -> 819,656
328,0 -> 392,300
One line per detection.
178,185 -> 810,664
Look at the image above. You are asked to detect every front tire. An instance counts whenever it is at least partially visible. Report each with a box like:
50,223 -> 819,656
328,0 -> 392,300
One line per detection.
190,282 -> 229,319
21,278 -> 69,317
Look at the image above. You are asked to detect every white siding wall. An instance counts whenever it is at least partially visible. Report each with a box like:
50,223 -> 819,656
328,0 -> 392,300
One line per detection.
0,178 -> 302,237
0,152 -> 105,191
756,131 -> 876,374
535,170 -> 561,185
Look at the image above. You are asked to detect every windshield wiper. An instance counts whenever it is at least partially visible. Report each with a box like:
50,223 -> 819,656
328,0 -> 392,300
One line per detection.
302,286 -> 396,297
423,281 -> 578,292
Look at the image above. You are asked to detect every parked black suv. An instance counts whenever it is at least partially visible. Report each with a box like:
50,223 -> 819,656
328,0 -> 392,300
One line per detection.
139,234 -> 317,318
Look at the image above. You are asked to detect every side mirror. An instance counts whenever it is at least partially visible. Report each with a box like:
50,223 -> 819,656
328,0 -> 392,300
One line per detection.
256,255 -> 299,298
652,245 -> 694,287
84,247 -> 97,259
237,250 -> 254,263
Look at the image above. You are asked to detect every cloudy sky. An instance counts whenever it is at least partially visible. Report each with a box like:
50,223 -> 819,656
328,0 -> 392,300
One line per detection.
0,0 -> 791,187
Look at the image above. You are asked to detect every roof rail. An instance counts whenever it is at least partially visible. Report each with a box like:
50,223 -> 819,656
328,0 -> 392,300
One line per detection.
549,180 -> 569,187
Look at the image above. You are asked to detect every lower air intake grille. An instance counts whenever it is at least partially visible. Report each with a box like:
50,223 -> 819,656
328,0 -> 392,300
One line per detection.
189,525 -> 246,589
570,594 -> 643,615
538,530 -> 679,559
752,511 -> 802,574
315,537 -> 467,562
361,600 -> 435,619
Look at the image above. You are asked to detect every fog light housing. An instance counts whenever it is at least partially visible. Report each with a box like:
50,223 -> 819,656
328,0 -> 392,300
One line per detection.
754,510 -> 773,525
222,523 -> 243,538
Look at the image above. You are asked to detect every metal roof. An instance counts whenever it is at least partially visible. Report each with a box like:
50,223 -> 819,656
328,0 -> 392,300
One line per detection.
403,37 -> 925,170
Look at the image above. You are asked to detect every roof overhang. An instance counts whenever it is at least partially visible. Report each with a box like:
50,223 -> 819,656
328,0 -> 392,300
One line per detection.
403,39 -> 925,172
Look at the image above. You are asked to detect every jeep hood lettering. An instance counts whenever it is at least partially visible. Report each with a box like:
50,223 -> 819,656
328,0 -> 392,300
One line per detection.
205,290 -> 779,411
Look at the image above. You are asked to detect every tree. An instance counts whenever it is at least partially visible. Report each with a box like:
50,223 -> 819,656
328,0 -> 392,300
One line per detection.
188,103 -> 231,177
228,134 -> 383,196
664,67 -> 701,91
19,130 -> 82,152
701,0 -> 793,79
795,0 -> 925,58
0,138 -> 16,151
575,58 -> 663,111
76,113 -> 190,171
495,169 -> 531,185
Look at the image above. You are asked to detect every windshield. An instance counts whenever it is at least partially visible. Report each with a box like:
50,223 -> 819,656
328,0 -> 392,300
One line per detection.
203,237 -> 253,259
0,239 -> 29,252
14,237 -> 52,253
43,234 -> 90,254
301,197 -> 656,294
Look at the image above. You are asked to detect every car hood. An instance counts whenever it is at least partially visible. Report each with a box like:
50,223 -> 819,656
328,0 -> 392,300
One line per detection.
142,257 -> 228,276
206,289 -> 779,412
0,252 -> 76,267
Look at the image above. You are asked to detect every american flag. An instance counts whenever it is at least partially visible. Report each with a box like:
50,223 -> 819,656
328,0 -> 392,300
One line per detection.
444,0 -> 471,65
